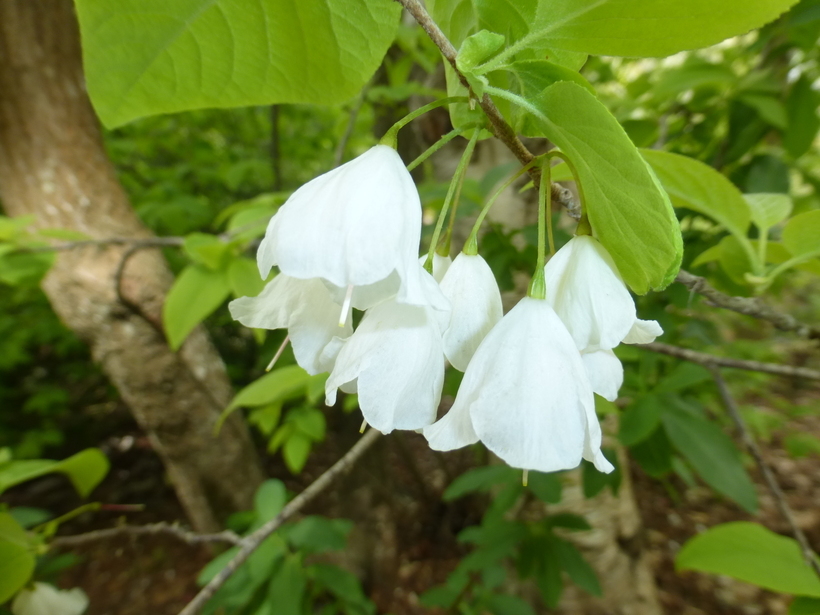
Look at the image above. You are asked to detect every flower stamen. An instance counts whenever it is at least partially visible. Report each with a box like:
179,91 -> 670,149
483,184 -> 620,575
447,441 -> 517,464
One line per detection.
266,335 -> 290,372
339,284 -> 354,327
522,469 -> 529,487
359,419 -> 368,434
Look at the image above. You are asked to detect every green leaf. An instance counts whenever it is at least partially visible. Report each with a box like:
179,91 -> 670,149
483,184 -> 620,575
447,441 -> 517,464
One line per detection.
619,396 -> 661,446
0,449 -> 109,498
784,433 -> 820,459
661,404 -> 758,512
642,149 -> 751,240
254,479 -> 287,522
312,564 -> 373,608
163,264 -> 230,350
653,364 -> 713,394
0,514 -> 35,603
785,76 -> 820,159
554,537 -> 602,597
739,93 -> 788,129
630,426 -> 673,477
717,235 -> 755,285
528,82 -> 682,293
286,516 -> 352,554
791,597 -> 820,615
485,594 -> 537,615
457,30 -> 506,72
267,554 -> 307,615
527,471 -> 562,504
289,407 -> 326,442
227,366 -> 318,411
677,522 -> 820,597
783,210 -> 820,259
582,451 -> 620,498
546,513 -> 591,532
283,433 -> 312,474
183,233 -> 230,271
442,465 -> 519,501
228,257 -> 266,299
75,0 -> 401,127
745,194 -> 793,231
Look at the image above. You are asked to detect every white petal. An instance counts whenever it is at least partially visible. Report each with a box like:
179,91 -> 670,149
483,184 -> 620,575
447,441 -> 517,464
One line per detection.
418,253 -> 453,283
622,319 -> 663,344
581,396 -> 615,474
229,275 -> 352,375
454,297 -> 592,473
545,235 -> 636,351
325,299 -> 445,433
439,253 -> 503,371
257,145 -> 422,307
12,583 -> 89,615
423,398 -> 479,451
581,349 -> 623,402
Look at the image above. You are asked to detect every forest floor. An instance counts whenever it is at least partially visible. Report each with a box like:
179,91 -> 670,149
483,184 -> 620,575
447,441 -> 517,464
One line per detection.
5,401 -> 820,615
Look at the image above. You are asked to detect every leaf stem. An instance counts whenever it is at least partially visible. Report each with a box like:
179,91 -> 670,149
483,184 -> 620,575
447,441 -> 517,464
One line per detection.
425,130 -> 479,271
380,96 -> 469,149
527,160 -> 551,299
407,127 -> 466,172
464,159 -> 538,255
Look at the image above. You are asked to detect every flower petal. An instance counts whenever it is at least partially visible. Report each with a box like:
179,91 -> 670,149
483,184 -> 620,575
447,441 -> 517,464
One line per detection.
581,349 -> 624,402
581,397 -> 615,474
418,253 -> 453,283
455,297 -> 591,473
229,275 -> 351,375
545,235 -> 636,351
325,299 -> 445,433
439,253 -> 503,371
257,145 -> 422,307
12,583 -> 89,615
423,399 -> 479,451
622,319 -> 663,344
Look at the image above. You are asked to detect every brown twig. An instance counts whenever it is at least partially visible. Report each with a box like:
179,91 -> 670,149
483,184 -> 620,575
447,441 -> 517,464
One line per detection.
710,368 -> 820,576
50,522 -> 242,549
677,270 -> 820,340
394,0 -> 574,211
644,342 -> 820,381
178,429 -> 381,615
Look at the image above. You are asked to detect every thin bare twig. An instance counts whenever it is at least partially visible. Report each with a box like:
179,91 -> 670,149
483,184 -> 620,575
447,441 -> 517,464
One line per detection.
50,522 -> 242,549
710,368 -> 820,576
394,0 -> 574,211
644,342 -> 820,381
334,84 -> 370,167
677,270 -> 820,340
178,429 -> 382,615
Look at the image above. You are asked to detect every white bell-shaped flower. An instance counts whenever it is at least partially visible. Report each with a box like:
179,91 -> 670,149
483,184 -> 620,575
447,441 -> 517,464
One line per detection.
325,267 -> 449,433
229,274 -> 352,375
419,253 -> 452,283
544,235 -> 637,352
12,583 -> 88,615
424,297 -> 614,474
438,253 -> 503,371
257,145 -> 427,311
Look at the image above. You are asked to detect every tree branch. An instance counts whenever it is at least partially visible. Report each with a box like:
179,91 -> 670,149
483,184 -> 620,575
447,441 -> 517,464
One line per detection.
50,522 -> 242,549
393,0 -> 574,212
710,368 -> 820,576
178,429 -> 381,615
644,342 -> 820,381
676,270 -> 820,340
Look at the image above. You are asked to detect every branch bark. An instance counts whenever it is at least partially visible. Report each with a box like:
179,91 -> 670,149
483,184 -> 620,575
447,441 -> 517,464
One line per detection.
51,523 -> 242,549
676,270 -> 820,340
710,368 -> 820,576
178,429 -> 381,615
644,342 -> 820,381
394,0 -> 573,211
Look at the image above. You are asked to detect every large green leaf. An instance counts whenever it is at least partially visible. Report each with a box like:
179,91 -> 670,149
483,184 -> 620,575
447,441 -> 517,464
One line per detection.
163,264 -> 231,350
785,76 -> 820,159
642,149 -> 751,239
0,449 -> 109,498
0,514 -> 36,603
745,193 -> 793,231
661,404 -> 757,512
529,82 -> 682,293
783,210 -> 820,259
227,365 -> 320,411
677,522 -> 820,597
75,0 -> 401,127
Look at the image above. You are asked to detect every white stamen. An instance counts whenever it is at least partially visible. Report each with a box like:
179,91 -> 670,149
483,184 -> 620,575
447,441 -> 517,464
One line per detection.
522,469 -> 529,487
266,335 -> 290,371
359,419 -> 367,434
339,284 -> 354,327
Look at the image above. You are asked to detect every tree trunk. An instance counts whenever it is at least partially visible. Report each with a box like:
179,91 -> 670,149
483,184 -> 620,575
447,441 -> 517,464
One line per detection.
0,0 -> 264,532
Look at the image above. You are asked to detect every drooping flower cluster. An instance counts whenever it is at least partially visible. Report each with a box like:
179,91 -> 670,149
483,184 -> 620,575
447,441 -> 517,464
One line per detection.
231,145 -> 662,475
